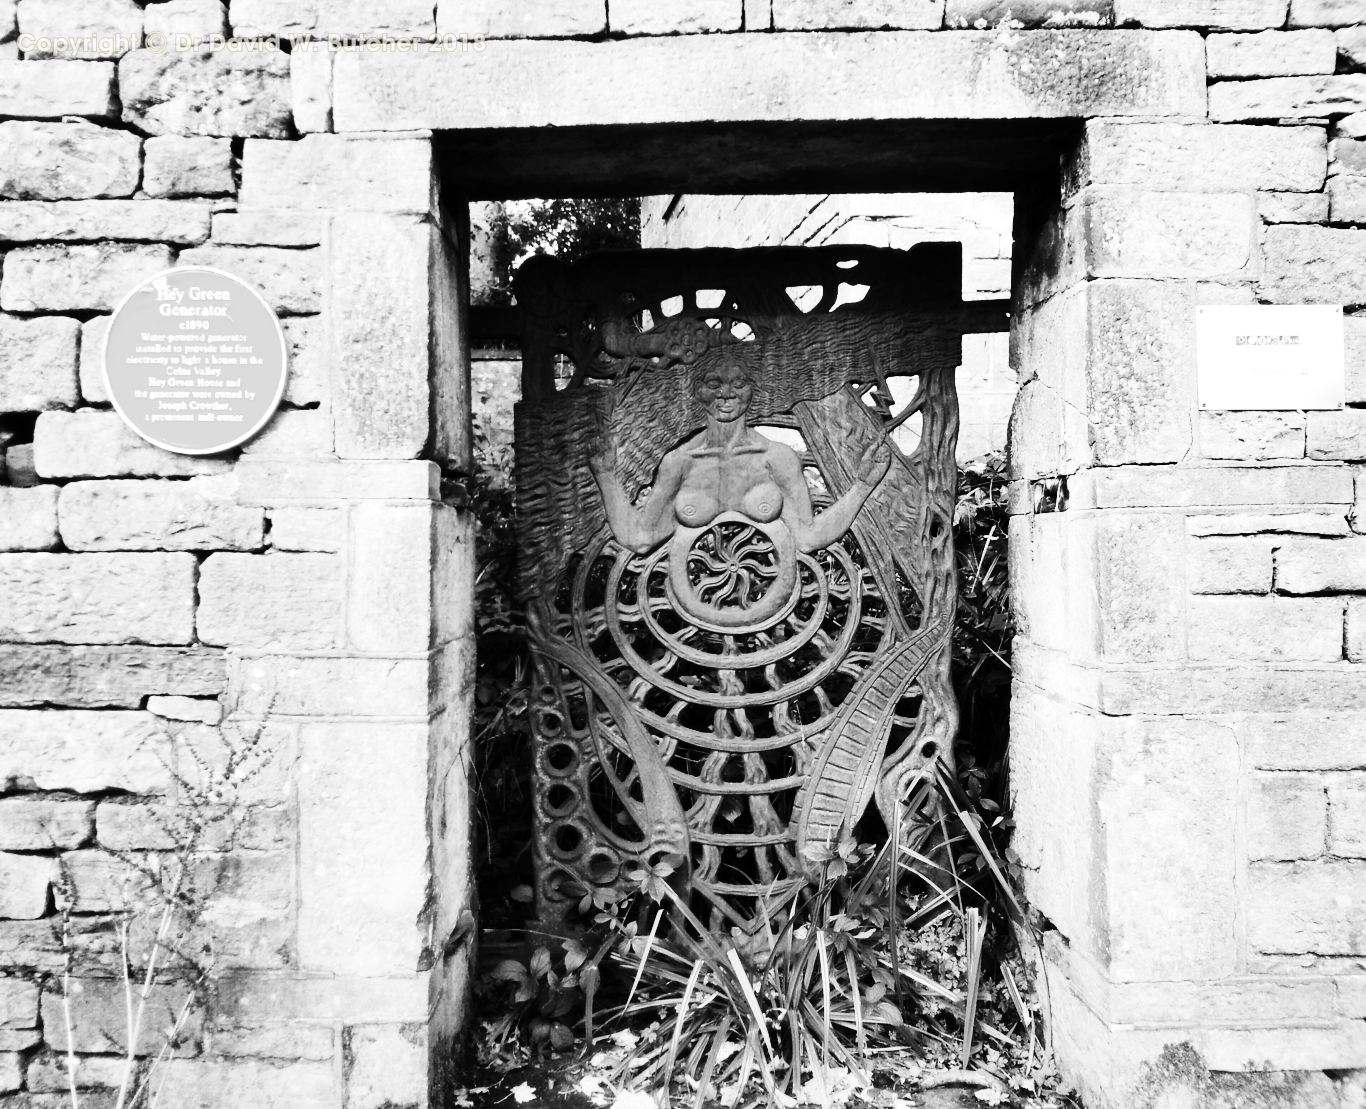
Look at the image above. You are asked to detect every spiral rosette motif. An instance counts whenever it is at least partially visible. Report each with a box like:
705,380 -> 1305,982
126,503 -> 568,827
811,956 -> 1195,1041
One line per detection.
531,526 -> 912,940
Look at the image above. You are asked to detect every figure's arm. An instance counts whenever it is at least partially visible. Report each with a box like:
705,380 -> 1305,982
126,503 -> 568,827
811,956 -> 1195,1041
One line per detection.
589,444 -> 684,555
775,441 -> 891,554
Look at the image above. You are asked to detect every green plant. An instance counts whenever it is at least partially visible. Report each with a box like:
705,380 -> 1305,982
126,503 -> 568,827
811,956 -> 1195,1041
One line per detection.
593,762 -> 1037,1106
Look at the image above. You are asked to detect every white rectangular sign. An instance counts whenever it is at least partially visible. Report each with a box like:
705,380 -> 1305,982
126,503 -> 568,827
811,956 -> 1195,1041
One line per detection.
1196,304 -> 1344,411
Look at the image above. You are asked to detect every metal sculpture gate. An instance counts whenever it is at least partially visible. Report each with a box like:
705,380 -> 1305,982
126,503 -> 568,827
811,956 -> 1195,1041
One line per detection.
515,243 -> 966,945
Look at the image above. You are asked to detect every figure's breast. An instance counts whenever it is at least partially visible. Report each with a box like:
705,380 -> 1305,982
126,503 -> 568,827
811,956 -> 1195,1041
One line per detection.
675,480 -> 783,526
675,489 -> 722,527
739,481 -> 783,523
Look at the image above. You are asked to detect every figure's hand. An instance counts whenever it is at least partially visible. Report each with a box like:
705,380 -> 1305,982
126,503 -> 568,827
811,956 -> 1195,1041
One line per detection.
855,439 -> 892,487
588,434 -> 617,477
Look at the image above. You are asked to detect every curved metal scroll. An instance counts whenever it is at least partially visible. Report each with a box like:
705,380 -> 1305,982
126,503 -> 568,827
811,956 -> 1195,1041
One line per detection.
516,244 -> 963,943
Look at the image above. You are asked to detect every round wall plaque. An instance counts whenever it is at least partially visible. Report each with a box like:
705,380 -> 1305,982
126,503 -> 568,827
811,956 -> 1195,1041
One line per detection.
103,267 -> 288,455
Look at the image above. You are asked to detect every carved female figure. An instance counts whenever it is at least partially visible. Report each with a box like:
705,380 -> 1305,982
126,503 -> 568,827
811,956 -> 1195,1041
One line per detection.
588,358 -> 891,629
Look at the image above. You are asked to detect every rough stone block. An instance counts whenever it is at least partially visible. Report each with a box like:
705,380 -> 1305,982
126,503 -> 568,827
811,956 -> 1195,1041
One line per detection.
175,245 -> 320,314
34,410 -> 232,479
1245,713 -> 1366,769
1289,0 -> 1366,26
1086,190 -> 1254,279
0,487 -> 58,552
1261,225 -> 1366,304
1188,536 -> 1275,593
58,478 -> 263,551
143,0 -> 228,39
777,0 -> 946,29
0,199 -> 211,244
155,1058 -> 333,1109
0,799 -> 93,850
610,0 -> 743,33
1329,772 -> 1366,855
291,41 -> 332,133
1332,175 -> 1366,223
1348,595 -> 1366,658
0,315 -> 77,413
0,121 -> 139,200
316,0 -> 435,35
441,0 -> 606,36
206,1023 -> 335,1060
330,213 -> 431,457
239,135 -> 431,213
282,316 -> 325,406
142,135 -> 234,198
1188,595 -> 1344,661
1201,411 -> 1306,459
25,1051 -> 128,1091
227,653 -> 429,718
1259,189 -> 1331,223
0,921 -> 61,972
332,30 -> 1207,131
0,1052 -> 18,1092
1189,510 -> 1350,535
1249,860 -> 1366,954
209,209 -> 323,247
0,853 -> 51,918
16,0 -> 142,57
1208,29 -> 1337,75
1341,24 -> 1366,67
1080,512 -> 1188,663
344,1023 -> 425,1109
0,644 -> 225,708
198,553 -> 341,648
119,46 -> 291,137
1087,280 -> 1196,466
0,710 -> 172,793
41,978 -> 199,1054
1212,74 -> 1366,120
1310,409 -> 1366,459
0,244 -> 173,312
234,458 -> 437,503
1249,772 -> 1328,859
1092,716 -> 1241,980
227,0 -> 319,36
52,848 -> 157,913
239,409 -> 333,457
0,553 -> 196,645
146,695 -> 220,724
1333,134 -> 1366,173
1114,0 -> 1289,28
347,503 -> 434,652
298,722 -> 427,975
945,0 -> 1111,26
268,506 -> 343,551
79,316 -> 110,404
1278,536 -> 1366,591
0,60 -> 115,117
0,980 -> 38,1028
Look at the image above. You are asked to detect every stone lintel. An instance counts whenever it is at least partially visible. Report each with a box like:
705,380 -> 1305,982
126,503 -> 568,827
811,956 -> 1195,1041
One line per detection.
333,30 -> 1207,132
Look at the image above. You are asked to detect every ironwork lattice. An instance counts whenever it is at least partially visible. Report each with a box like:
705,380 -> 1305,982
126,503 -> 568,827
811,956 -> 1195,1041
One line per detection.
515,244 -> 964,944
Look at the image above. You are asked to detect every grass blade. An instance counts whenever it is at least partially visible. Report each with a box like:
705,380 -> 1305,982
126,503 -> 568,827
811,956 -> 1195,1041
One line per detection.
693,1013 -> 732,1109
662,959 -> 705,1107
724,948 -> 772,1054
624,909 -> 664,1015
960,906 -> 986,1068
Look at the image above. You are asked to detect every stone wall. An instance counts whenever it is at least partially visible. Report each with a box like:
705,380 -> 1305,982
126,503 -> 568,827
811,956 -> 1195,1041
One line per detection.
1008,43 -> 1366,1106
0,12 -> 474,1109
640,192 -> 1015,462
5,1 -> 1366,1106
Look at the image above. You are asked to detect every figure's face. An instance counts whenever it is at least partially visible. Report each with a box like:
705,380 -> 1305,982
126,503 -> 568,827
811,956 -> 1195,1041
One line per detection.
696,362 -> 753,423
